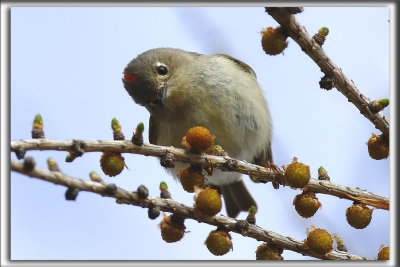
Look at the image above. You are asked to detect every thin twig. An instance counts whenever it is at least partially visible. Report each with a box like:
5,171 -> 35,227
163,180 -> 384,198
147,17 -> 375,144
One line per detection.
265,7 -> 389,137
10,160 -> 366,260
10,139 -> 389,210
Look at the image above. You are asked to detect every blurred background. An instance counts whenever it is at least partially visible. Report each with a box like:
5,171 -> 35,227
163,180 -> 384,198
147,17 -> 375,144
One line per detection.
10,6 -> 390,260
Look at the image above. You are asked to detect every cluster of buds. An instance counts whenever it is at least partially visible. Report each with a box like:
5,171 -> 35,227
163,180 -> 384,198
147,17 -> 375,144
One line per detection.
346,202 -> 373,229
261,26 -> 288,55
159,213 -> 186,243
255,242 -> 283,260
284,157 -> 311,189
21,99 -> 388,261
304,226 -> 333,255
100,151 -> 126,177
194,186 -> 222,217
205,229 -> 232,256
181,126 -> 215,154
367,133 -> 389,160
177,167 -> 206,193
293,191 -> 321,218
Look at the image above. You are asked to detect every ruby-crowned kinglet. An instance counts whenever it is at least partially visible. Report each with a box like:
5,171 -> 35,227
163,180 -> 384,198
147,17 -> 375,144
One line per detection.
123,48 -> 272,218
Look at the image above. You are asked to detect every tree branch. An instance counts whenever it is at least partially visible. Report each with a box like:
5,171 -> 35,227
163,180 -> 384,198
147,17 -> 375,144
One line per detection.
10,160 -> 367,260
265,7 -> 389,137
10,139 -> 389,210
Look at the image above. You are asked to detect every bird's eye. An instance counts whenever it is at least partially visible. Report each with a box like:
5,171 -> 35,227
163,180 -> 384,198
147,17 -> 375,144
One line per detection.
156,64 -> 168,76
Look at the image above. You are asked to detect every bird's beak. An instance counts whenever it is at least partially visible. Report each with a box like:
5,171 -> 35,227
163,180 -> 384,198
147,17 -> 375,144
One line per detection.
149,82 -> 167,109
159,81 -> 167,101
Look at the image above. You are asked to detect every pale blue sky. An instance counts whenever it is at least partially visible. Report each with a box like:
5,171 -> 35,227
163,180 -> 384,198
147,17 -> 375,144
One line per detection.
10,6 -> 390,260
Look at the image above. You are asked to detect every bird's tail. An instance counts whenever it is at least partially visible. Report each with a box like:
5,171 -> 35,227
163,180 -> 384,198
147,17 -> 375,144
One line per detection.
220,180 -> 257,218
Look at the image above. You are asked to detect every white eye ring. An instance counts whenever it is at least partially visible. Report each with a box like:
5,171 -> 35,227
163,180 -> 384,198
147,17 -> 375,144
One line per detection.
156,62 -> 168,76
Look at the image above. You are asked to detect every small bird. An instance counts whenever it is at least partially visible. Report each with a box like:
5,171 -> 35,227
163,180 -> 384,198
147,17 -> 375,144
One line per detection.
123,48 -> 272,218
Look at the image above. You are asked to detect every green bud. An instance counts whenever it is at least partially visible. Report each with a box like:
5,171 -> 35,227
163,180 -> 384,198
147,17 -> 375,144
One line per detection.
65,153 -> 76,162
369,98 -> 389,113
89,171 -> 103,182
34,114 -> 43,124
212,145 -> 223,150
46,157 -> 60,171
136,122 -> 144,134
33,114 -> 43,128
378,99 -> 389,108
317,166 -> 330,181
132,122 -> 145,145
47,157 -> 56,166
318,166 -> 327,176
111,118 -> 122,132
319,27 -> 329,36
160,181 -> 168,191
248,205 -> 257,214
31,114 -> 44,138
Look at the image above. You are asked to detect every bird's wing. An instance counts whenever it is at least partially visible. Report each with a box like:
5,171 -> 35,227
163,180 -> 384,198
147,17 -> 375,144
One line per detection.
214,54 -> 257,78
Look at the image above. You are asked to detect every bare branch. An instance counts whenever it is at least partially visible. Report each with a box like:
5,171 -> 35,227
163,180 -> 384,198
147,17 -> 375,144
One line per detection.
10,160 -> 366,260
265,7 -> 389,137
10,138 -> 389,210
